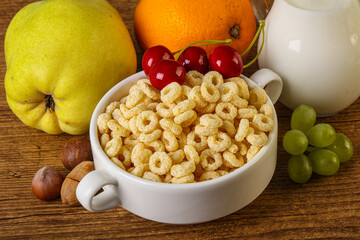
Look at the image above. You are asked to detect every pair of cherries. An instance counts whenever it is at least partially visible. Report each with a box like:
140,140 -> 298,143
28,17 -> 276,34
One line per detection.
142,44 -> 243,90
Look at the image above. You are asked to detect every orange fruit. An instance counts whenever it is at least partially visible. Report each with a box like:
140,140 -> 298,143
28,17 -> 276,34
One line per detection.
134,0 -> 256,60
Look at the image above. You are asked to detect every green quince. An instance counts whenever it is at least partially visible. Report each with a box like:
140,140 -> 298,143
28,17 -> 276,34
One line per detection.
4,0 -> 137,134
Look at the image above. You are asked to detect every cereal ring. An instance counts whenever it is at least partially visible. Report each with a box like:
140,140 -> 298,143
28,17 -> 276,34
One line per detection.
237,107 -> 258,120
238,142 -> 248,156
172,99 -> 196,116
105,101 -> 120,114
223,150 -> 245,168
247,145 -> 261,161
194,124 -> 218,136
170,160 -> 196,178
136,110 -> 159,134
159,118 -> 182,136
138,129 -> 162,144
186,131 -> 208,152
156,103 -> 175,118
139,81 -> 160,100
149,152 -> 172,175
176,132 -> 187,149
108,119 -> 131,138
161,131 -> 179,152
171,174 -> 195,184
128,164 -> 149,178
227,143 -> 239,153
235,119 -> 250,142
231,95 -> 248,109
217,170 -> 229,176
126,89 -> 145,108
252,114 -> 274,132
104,137 -> 122,157
129,116 -> 141,136
174,110 -> 197,127
136,78 -> 151,85
146,102 -> 158,112
199,171 -> 220,182
119,146 -> 132,167
131,143 -> 152,166
112,109 -> 130,130
168,149 -> 185,164
218,120 -> 236,137
164,172 -> 172,183
146,140 -> 165,152
203,71 -> 223,88
249,88 -> 267,109
260,104 -> 273,118
199,114 -> 223,128
200,81 -> 220,103
225,77 -> 249,100
97,113 -> 111,134
184,144 -> 201,165
189,86 -> 208,108
182,85 -> 192,98
143,171 -> 162,182
215,102 -> 237,120
100,133 -> 110,148
200,149 -> 223,171
124,134 -> 138,148
246,127 -> 268,146
196,102 -> 217,114
129,84 -> 141,95
185,70 -> 204,87
160,82 -> 182,104
120,103 -> 144,119
111,157 -> 126,170
207,132 -> 232,152
219,82 -> 239,101
119,96 -> 127,104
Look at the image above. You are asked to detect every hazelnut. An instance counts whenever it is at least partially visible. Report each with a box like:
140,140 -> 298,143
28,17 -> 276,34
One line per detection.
60,136 -> 93,170
32,166 -> 64,201
61,161 -> 94,206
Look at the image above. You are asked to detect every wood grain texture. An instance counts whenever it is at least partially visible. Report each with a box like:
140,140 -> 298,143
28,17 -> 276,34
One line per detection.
0,0 -> 359,239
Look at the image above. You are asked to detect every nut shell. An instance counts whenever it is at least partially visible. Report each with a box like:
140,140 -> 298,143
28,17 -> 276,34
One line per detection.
61,161 -> 94,206
32,166 -> 64,201
60,136 -> 93,170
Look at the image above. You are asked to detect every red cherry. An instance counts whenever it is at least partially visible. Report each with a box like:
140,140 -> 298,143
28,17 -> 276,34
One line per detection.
209,45 -> 243,78
177,46 -> 209,74
149,59 -> 186,90
142,45 -> 174,75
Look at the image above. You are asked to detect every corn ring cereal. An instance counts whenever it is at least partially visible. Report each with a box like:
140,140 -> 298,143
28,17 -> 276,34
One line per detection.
199,171 -> 220,182
235,119 -> 250,142
203,71 -> 223,88
160,82 -> 182,104
247,145 -> 261,161
128,164 -> 149,178
172,99 -> 196,116
246,127 -> 268,147
146,140 -> 165,152
231,95 -> 248,109
223,150 -> 245,168
119,146 -> 132,167
123,134 -> 138,148
139,129 -> 162,144
194,124 -> 218,136
199,114 -> 223,128
249,88 -> 267,109
219,82 -> 239,101
218,120 -> 236,137
131,143 -> 152,166
156,103 -> 175,118
120,103 -> 144,120
105,101 -> 120,114
237,107 -> 258,120
126,89 -> 145,109
136,110 -> 159,134
97,113 -> 112,134
174,110 -> 197,127
185,70 -> 204,87
149,152 -> 172,175
171,174 -> 195,184
196,102 -> 217,114
200,149 -> 223,171
128,116 -> 141,136
159,118 -> 182,136
215,102 -> 237,120
260,103 -> 273,119
252,113 -> 274,132
189,86 -> 208,108
171,160 -> 196,178
143,171 -> 162,182
139,81 -> 160,100
207,132 -> 232,152
162,131 -> 179,152
100,133 -> 110,148
175,132 -> 187,149
168,149 -> 185,164
104,137 -> 122,157
225,77 -> 249,100
200,81 -> 220,103
186,131 -> 208,152
184,144 -> 201,165
111,157 -> 126,170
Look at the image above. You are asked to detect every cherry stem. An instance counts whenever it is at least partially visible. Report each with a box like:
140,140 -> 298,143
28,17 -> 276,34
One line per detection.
173,39 -> 232,61
243,20 -> 265,69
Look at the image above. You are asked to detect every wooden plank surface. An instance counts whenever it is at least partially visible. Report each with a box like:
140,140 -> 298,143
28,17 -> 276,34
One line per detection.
0,0 -> 359,239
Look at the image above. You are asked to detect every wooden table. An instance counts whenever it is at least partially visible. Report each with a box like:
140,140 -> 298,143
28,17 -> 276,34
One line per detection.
1,1 -> 359,239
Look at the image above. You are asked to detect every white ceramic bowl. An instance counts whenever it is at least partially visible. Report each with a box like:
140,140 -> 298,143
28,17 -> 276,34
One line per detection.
76,69 -> 282,224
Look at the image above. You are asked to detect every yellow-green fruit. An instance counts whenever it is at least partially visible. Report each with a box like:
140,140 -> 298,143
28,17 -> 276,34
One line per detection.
4,0 -> 137,135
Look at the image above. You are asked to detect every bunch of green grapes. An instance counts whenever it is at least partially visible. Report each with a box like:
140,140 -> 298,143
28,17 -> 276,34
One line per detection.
282,104 -> 353,183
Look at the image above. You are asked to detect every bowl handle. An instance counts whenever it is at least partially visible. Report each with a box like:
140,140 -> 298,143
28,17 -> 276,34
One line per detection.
76,170 -> 120,212
250,68 -> 283,104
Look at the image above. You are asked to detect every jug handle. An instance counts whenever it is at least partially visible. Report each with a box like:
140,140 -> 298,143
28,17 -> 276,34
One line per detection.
250,68 -> 283,104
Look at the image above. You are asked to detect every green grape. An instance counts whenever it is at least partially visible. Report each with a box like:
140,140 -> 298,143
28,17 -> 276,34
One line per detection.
327,133 -> 353,162
291,104 -> 317,134
309,149 -> 340,176
288,154 -> 312,183
307,123 -> 336,148
282,129 -> 308,155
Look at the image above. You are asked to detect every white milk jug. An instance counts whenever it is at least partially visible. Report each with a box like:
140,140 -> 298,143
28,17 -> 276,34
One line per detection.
258,0 -> 360,116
